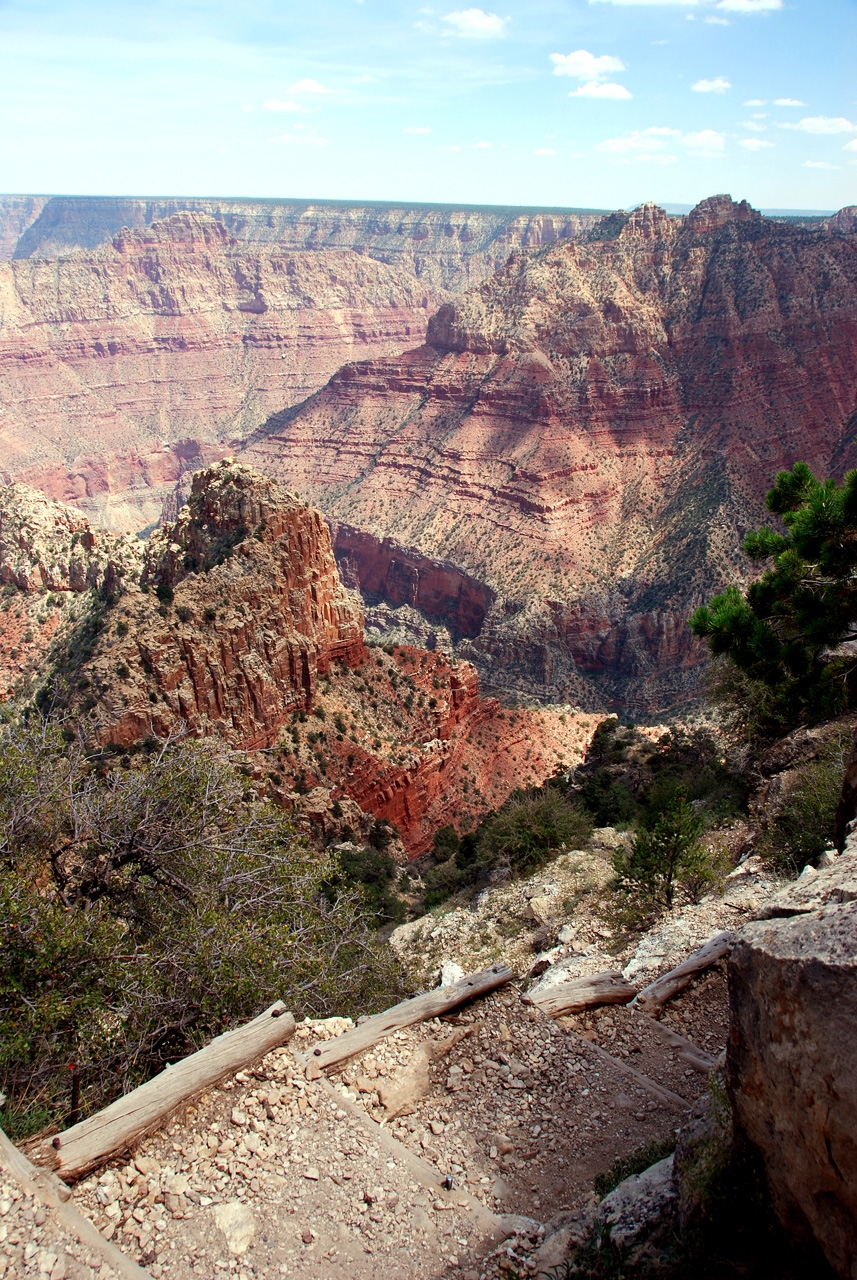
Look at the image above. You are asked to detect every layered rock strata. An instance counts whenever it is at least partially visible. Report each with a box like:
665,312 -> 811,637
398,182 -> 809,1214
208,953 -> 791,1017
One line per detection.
0,195 -> 50,259
12,195 -> 607,291
80,461 -> 366,748
0,212 -> 439,530
20,463 -> 585,849
245,195 -> 857,711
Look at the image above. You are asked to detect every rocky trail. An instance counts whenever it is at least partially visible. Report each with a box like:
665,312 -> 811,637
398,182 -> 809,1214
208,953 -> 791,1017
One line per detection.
0,842 -> 786,1280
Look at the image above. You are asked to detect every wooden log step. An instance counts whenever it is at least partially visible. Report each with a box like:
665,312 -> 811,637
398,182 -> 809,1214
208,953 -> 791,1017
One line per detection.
631,933 -> 732,1011
29,1002 -> 296,1182
307,965 -> 515,1072
523,971 -> 638,1018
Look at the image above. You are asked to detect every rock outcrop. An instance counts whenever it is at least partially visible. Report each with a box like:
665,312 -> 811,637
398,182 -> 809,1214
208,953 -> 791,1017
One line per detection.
77,461 -> 366,748
0,213 -> 440,531
18,463 -> 586,849
727,841 -> 857,1278
0,483 -> 140,698
245,195 -> 857,711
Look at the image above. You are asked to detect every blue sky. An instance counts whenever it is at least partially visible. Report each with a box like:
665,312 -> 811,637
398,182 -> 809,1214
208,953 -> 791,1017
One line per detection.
1,0 -> 855,211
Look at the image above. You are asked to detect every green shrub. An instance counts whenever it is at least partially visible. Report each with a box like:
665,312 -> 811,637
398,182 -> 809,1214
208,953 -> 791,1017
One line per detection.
324,846 -> 407,927
155,583 -> 174,606
0,719 -> 401,1132
759,733 -> 849,873
477,788 -> 592,877
612,789 -> 706,909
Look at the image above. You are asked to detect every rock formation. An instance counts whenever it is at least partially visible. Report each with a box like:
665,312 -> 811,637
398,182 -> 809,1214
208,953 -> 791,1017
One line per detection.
0,483 -> 139,699
244,195 -> 857,711
727,840 -> 857,1279
75,461 -> 366,749
7,463 -> 585,850
0,213 -> 440,531
11,195 -> 607,291
0,194 -> 50,259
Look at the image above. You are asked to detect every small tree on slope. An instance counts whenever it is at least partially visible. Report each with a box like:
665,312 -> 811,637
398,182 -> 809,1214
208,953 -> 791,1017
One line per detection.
690,462 -> 857,737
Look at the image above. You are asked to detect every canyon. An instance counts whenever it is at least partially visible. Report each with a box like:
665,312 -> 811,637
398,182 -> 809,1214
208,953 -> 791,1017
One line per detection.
0,463 -> 586,853
0,211 -> 443,531
244,195 -> 857,712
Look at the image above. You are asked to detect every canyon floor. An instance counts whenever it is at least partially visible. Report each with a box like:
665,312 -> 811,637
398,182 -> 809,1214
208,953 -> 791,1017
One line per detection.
0,842 -> 785,1280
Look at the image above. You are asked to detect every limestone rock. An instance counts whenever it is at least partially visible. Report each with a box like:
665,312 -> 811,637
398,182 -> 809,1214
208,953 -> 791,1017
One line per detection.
728,848 -> 857,1279
213,1199 -> 255,1255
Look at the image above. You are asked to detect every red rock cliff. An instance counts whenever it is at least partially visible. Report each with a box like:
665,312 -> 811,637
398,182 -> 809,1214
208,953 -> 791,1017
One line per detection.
244,196 -> 857,711
0,212 -> 440,531
81,461 -> 366,748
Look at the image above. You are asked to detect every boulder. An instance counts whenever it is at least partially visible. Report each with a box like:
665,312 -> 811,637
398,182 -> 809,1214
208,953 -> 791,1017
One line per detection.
728,842 -> 857,1279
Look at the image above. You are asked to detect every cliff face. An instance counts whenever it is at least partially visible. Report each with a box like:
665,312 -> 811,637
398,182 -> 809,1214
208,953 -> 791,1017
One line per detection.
77,461 -> 366,749
0,213 -> 440,531
245,195 -> 857,711
13,195 -> 607,292
0,195 -> 51,259
14,462 -> 585,849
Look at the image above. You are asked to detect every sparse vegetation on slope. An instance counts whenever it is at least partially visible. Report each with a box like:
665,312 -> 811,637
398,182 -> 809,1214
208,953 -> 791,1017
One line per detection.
0,716 -> 400,1138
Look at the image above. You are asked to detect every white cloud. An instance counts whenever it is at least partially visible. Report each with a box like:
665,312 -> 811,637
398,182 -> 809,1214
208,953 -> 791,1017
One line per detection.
637,153 -> 678,163
744,99 -> 766,105
739,138 -> 775,150
442,8 -> 508,37
265,99 -> 312,113
692,77 -> 731,93
403,126 -> 431,134
471,140 -> 492,148
550,50 -> 626,80
804,160 -> 840,170
717,0 -> 781,9
570,81 -> 632,99
534,148 -> 556,155
588,1 -> 698,6
783,116 -> 856,134
598,126 -> 680,154
705,15 -> 730,22
774,97 -> 806,106
843,139 -> 857,152
274,130 -> 328,146
288,78 -> 330,94
240,105 -> 255,113
683,128 -> 726,155
741,121 -> 767,131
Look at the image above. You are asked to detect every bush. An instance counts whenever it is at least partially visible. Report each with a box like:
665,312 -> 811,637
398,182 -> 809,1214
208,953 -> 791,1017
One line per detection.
476,788 -> 592,877
0,719 -> 401,1132
759,734 -> 849,873
612,789 -> 709,910
323,845 -> 407,927
155,583 -> 174,606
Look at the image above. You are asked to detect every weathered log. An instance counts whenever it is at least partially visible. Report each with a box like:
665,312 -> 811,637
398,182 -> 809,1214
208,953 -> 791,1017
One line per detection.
0,1129 -> 152,1280
307,965 -> 515,1072
29,1001 -> 296,1181
523,971 -> 638,1018
632,933 -> 732,1011
641,1016 -> 717,1074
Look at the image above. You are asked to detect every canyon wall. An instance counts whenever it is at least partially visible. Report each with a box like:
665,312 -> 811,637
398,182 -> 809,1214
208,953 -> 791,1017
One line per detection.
11,195 -> 607,291
0,212 -> 439,531
0,195 -> 50,259
244,195 -> 857,712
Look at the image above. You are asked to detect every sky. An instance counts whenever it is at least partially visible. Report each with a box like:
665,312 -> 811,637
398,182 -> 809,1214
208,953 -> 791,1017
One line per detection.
1,0 -> 855,212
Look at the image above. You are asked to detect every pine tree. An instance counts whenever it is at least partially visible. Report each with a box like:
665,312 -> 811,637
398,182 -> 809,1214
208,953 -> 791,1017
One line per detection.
691,462 -> 857,734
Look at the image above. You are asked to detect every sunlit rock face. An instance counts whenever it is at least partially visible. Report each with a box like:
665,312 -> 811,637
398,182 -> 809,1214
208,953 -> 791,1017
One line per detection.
245,196 -> 857,712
